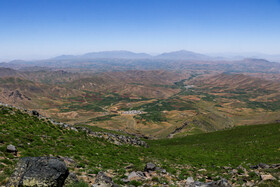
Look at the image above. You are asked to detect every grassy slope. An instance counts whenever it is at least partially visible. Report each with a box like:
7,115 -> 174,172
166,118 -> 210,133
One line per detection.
0,105 -> 279,185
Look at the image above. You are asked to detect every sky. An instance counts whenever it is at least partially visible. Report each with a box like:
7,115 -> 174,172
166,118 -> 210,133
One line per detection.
0,0 -> 280,60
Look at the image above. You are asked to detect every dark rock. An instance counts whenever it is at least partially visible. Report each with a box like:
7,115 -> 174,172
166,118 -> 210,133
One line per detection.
250,165 -> 258,169
6,144 -> 17,155
144,162 -> 156,172
32,110 -> 39,116
6,156 -> 69,187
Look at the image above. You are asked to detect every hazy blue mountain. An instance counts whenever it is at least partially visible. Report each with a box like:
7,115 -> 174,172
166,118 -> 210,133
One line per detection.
52,55 -> 76,60
155,50 -> 212,60
53,50 -> 152,60
83,50 -> 152,59
210,52 -> 280,62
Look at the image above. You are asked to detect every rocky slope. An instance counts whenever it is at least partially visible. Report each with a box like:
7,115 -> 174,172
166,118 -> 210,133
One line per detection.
0,103 -> 279,186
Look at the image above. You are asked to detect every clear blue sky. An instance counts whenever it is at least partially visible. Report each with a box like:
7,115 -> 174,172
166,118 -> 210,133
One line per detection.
0,0 -> 280,60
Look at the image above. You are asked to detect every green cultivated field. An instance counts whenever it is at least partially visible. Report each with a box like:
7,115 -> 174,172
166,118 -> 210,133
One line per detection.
0,106 -> 279,185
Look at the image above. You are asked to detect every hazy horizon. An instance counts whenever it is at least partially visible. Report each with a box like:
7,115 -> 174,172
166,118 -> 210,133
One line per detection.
0,49 -> 279,62
1,0 -> 280,60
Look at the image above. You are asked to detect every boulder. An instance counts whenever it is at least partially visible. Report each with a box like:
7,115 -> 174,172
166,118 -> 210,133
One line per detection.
144,162 -> 156,172
6,144 -> 17,155
6,157 -> 69,187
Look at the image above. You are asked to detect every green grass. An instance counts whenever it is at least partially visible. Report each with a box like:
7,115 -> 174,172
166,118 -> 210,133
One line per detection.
0,105 -> 279,185
134,111 -> 167,123
148,123 -> 280,167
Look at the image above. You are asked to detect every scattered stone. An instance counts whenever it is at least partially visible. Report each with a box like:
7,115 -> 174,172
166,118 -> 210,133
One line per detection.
155,167 -> 167,174
75,126 -> 148,147
231,169 -> 238,174
92,172 -> 116,187
249,165 -> 258,169
223,166 -> 232,170
6,144 -> 17,155
245,181 -> 254,187
64,172 -> 79,186
198,168 -> 207,172
188,178 -> 231,187
210,179 -> 232,187
250,163 -> 270,169
271,163 -> 280,168
144,162 -> 156,172
127,171 -> 145,181
57,155 -> 75,166
260,174 -> 276,181
186,176 -> 194,185
70,127 -> 78,132
6,157 -> 69,187
189,181 -> 205,187
32,110 -> 39,116
258,163 -> 270,169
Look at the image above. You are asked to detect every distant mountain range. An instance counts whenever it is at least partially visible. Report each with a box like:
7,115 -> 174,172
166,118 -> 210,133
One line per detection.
1,50 -> 280,62
52,50 -> 212,60
1,50 -> 280,74
53,50 -> 152,60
